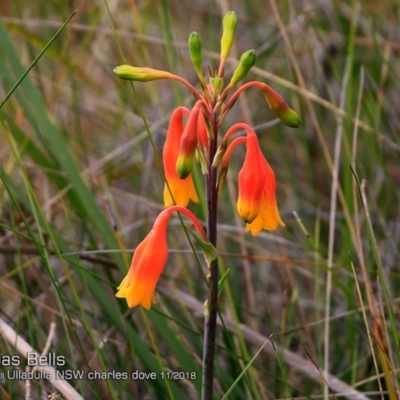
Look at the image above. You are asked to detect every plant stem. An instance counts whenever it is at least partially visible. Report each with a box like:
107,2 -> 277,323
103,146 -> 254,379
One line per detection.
201,115 -> 219,400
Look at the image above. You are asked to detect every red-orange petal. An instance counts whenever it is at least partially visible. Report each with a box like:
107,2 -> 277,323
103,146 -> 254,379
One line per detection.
163,107 -> 199,207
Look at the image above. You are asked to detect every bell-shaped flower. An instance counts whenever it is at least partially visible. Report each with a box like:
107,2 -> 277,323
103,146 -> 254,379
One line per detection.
245,155 -> 285,236
163,107 -> 199,207
236,131 -> 266,223
115,206 -> 211,309
222,123 -> 285,235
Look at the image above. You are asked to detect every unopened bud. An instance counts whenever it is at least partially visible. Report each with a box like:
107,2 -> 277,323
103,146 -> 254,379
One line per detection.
188,32 -> 203,75
229,49 -> 256,86
261,85 -> 301,128
113,65 -> 171,82
211,76 -> 224,96
220,11 -> 237,61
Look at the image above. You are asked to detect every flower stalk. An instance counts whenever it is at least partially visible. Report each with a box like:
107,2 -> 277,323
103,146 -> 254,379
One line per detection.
202,117 -> 219,400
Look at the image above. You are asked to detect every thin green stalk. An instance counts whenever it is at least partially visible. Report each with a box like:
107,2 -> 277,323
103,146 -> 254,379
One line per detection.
0,9 -> 77,110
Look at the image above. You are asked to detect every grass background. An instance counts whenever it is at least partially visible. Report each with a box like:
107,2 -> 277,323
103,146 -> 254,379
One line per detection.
0,0 -> 399,399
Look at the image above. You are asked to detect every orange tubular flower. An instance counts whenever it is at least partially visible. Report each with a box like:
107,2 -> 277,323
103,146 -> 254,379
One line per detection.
245,154 -> 285,236
236,130 -> 265,223
116,206 -> 209,309
163,107 -> 199,208
222,122 -> 285,235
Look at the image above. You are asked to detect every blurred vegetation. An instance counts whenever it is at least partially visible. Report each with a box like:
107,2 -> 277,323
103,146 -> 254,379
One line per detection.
0,0 -> 399,399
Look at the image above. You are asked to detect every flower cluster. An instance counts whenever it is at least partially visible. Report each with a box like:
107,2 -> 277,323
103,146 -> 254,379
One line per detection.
113,11 -> 300,309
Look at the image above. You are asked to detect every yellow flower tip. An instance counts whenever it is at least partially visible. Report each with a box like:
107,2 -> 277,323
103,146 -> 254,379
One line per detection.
237,199 -> 260,224
113,65 -> 170,82
163,179 -> 199,208
116,278 -> 156,309
244,195 -> 285,236
245,222 -> 261,237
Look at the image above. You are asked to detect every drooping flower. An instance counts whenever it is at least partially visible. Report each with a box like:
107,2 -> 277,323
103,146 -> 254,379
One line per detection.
163,107 -> 199,207
236,130 -> 265,223
115,212 -> 169,309
259,83 -> 301,128
245,154 -> 285,236
221,82 -> 301,128
221,123 -> 285,235
115,206 -> 211,309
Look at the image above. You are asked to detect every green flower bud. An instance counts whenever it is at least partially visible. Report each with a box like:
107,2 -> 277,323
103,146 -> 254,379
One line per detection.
261,85 -> 301,128
113,65 -> 171,82
188,32 -> 203,75
229,49 -> 256,86
220,11 -> 237,61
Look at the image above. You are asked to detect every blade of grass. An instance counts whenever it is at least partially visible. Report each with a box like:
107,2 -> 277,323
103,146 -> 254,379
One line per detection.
0,10 -> 77,110
220,336 -> 272,400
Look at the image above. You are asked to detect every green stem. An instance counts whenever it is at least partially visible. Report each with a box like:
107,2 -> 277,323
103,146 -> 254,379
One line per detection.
201,114 -> 219,400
